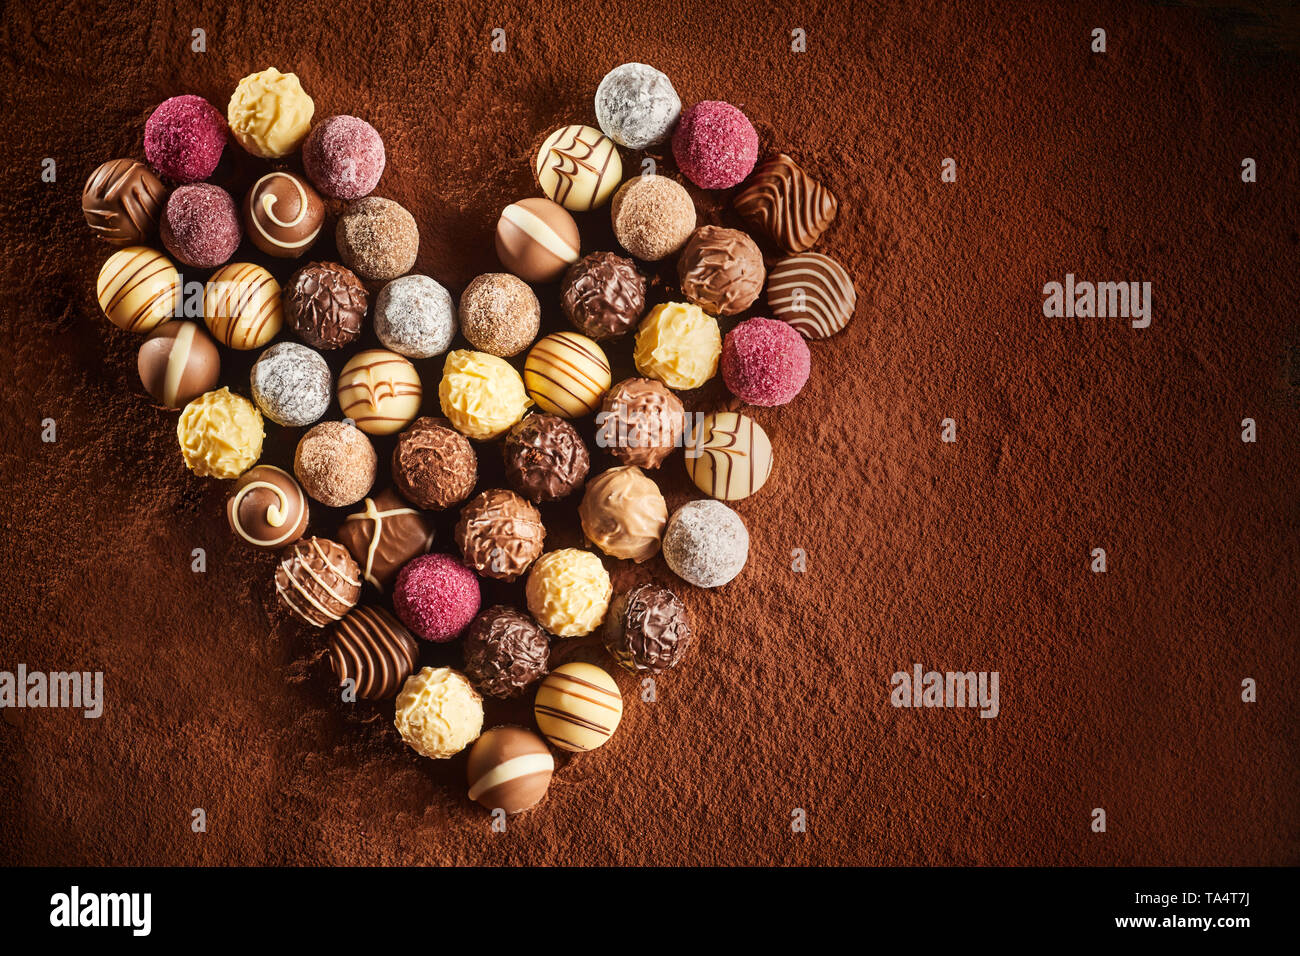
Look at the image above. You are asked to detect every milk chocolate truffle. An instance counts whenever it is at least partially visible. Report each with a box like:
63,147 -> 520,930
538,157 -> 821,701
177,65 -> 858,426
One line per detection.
579,466 -> 668,563
503,414 -> 590,503
467,726 -> 554,814
226,464 -> 309,550
250,341 -> 331,427
685,411 -> 773,500
274,536 -> 361,627
734,152 -> 838,254
176,387 -> 264,479
160,183 -> 241,268
459,273 -> 541,357
604,583 -> 693,674
303,114 -> 386,200
525,548 -> 612,638
597,377 -> 685,469
137,321 -> 221,408
83,159 -> 165,245
338,349 -> 423,436
438,350 -> 531,441
765,252 -> 857,340
242,171 -> 324,257
610,175 -> 695,261
294,421 -> 377,507
677,225 -> 765,315
495,198 -> 580,284
336,196 -> 418,282
394,666 -> 483,759
594,62 -> 681,150
523,332 -> 611,418
97,247 -> 180,333
455,489 -> 545,581
663,499 -> 748,588
633,302 -> 721,390
337,489 -> 436,591
204,263 -> 283,350
283,261 -> 367,351
462,607 -> 550,699
535,125 -> 623,211
227,67 -> 314,159
392,416 -> 477,510
534,662 -> 622,752
374,275 -> 456,359
329,605 -> 419,701
560,251 -> 645,340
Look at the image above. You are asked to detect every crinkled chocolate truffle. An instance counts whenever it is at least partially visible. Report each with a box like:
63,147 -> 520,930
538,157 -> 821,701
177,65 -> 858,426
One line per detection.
454,489 -> 546,581
597,377 -> 685,469
604,583 -> 693,674
560,251 -> 646,340
677,225 -> 765,316
502,414 -> 590,503
462,606 -> 550,698
392,416 -> 478,510
283,261 -> 367,350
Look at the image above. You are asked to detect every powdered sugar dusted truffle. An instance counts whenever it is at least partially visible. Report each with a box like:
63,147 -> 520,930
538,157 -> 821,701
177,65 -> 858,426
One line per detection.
375,275 -> 457,358
595,63 -> 681,150
303,114 -> 386,200
250,341 -> 332,427
663,499 -> 748,588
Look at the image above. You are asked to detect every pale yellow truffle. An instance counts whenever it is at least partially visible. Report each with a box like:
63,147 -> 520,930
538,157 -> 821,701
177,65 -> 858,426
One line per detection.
525,548 -> 613,638
227,68 -> 315,159
438,349 -> 531,441
177,387 -> 264,479
394,667 -> 484,760
633,302 -> 721,391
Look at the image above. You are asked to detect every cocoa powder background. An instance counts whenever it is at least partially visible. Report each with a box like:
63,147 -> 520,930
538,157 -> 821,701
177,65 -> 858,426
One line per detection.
0,0 -> 1297,866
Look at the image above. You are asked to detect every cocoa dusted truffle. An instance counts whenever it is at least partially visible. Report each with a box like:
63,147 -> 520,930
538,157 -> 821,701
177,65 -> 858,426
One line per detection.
336,196 -> 418,282
677,225 -> 765,316
284,261 -> 368,350
502,414 -> 590,503
462,606 -> 550,699
604,583 -> 693,674
597,377 -> 685,469
294,421 -> 377,507
560,251 -> 646,341
454,489 -> 545,581
459,273 -> 541,357
392,416 -> 477,511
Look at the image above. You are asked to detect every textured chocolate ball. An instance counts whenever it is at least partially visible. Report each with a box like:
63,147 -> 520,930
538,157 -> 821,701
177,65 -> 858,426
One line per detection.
274,537 -> 361,627
337,489 -> 436,592
596,377 -> 685,469
250,342 -> 332,428
604,583 -> 693,674
283,261 -> 368,350
303,115 -> 386,200
502,414 -> 590,503
144,94 -> 227,182
459,273 -> 541,357
677,225 -> 765,316
83,159 -> 165,246
160,183 -> 241,269
663,499 -> 748,588
392,416 -> 477,511
242,171 -> 324,258
329,605 -> 419,701
374,275 -> 457,359
462,607 -> 550,699
137,321 -> 220,409
293,421 -> 377,508
226,464 -> 310,551
560,251 -> 646,340
335,196 -> 418,282
594,62 -> 681,150
467,726 -> 554,814
610,175 -> 695,261
454,489 -> 545,581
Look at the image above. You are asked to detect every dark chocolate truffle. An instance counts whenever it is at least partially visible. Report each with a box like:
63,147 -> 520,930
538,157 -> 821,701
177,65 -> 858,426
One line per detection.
454,489 -> 545,581
283,261 -> 368,350
83,158 -> 165,246
392,416 -> 478,511
502,414 -> 590,503
329,605 -> 419,700
604,583 -> 692,673
561,251 -> 646,340
274,537 -> 362,628
337,489 -> 436,591
597,377 -> 685,469
462,606 -> 550,699
242,171 -> 324,258
676,225 -> 765,316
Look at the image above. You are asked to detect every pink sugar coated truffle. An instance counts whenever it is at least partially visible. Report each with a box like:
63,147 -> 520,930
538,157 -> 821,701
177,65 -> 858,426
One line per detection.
671,101 -> 759,189
393,553 -> 482,643
159,183 -> 241,268
303,115 -> 386,200
144,94 -> 228,183
721,317 -> 811,407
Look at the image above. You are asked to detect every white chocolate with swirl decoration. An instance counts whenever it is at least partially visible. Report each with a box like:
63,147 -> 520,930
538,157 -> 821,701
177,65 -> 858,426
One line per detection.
243,171 -> 325,258
535,125 -> 623,211
226,465 -> 310,550
337,349 -> 424,435
684,411 -> 773,501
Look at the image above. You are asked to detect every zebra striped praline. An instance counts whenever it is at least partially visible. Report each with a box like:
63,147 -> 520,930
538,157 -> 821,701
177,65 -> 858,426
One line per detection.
533,662 -> 623,753
274,537 -> 361,628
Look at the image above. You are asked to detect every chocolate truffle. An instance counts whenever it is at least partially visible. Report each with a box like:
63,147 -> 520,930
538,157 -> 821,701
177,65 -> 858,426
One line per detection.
226,464 -> 309,551
336,196 -> 418,282
677,225 -> 765,316
663,499 -> 748,588
303,114 -> 386,200
392,416 -> 477,510
523,332 -> 611,418
525,548 -> 612,638
242,171 -> 324,258
502,414 -> 590,503
137,321 -> 221,408
594,62 -> 681,150
337,349 -> 423,436
467,726 -> 555,814
374,275 -> 456,359
176,387 -> 264,479
609,174 -> 695,261
394,666 -> 483,759
227,67 -> 314,159
96,246 -> 180,333
160,183 -> 241,268
578,465 -> 668,563
765,252 -> 857,340
671,100 -> 759,189
283,261 -> 367,351
534,662 -> 622,752
721,317 -> 811,406
83,159 -> 165,245
455,489 -> 545,581
144,94 -> 227,182
459,273 -> 541,358
204,263 -> 283,350
462,607 -> 550,699
329,605 -> 419,701
250,341 -> 332,427
633,302 -> 721,390
560,251 -> 646,340
734,153 -> 838,254
604,583 -> 693,674
596,377 -> 684,469
394,554 -> 481,643
294,420 -> 377,507
535,125 -> 623,211
495,198 -> 580,284
685,411 -> 773,500
337,489 -> 436,592
438,350 -> 530,441
274,536 -> 361,627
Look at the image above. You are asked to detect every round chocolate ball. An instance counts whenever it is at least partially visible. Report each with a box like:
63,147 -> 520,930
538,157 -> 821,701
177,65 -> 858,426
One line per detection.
392,416 -> 477,511
594,62 -> 681,150
393,553 -> 481,642
459,273 -> 540,357
467,726 -> 554,815
560,251 -> 646,341
242,171 -> 324,258
462,607 -> 550,699
610,175 -> 695,261
275,536 -> 361,627
283,261 -> 367,350
144,94 -> 227,183
721,316 -> 811,406
303,115 -> 386,200
454,489 -> 545,581
597,377 -> 684,469
250,341 -> 332,428
604,583 -> 693,673
83,159 -> 165,246
578,465 -> 668,563
671,100 -> 759,190
137,321 -> 220,409
374,274 -> 457,359
663,499 -> 749,588
336,196 -> 418,282
502,414 -> 590,503
337,488 -> 436,592
495,198 -> 580,284
159,183 -> 241,269
294,421 -> 377,508
677,225 -> 765,316
226,464 -> 310,551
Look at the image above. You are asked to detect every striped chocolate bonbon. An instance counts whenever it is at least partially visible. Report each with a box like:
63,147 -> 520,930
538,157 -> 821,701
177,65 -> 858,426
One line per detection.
765,252 -> 857,341
684,411 -> 773,501
203,262 -> 283,349
337,349 -> 423,436
523,331 -> 611,418
533,662 -> 623,752
734,152 -> 837,254
96,246 -> 180,333
329,605 -> 420,700
274,536 -> 362,628
535,124 -> 623,211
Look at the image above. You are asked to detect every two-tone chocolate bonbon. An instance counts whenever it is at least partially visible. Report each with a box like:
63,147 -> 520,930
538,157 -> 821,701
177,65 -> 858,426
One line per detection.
226,465 -> 310,551
337,489 -> 436,592
242,171 -> 324,258
467,726 -> 554,815
274,536 -> 361,627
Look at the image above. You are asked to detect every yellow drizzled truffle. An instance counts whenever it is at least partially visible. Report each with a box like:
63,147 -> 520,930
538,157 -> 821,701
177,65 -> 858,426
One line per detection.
394,666 -> 484,760
227,68 -> 315,159
525,548 -> 612,637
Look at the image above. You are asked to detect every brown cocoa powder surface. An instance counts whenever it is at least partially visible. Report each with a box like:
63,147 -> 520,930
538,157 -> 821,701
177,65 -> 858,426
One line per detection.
0,0 -> 1297,865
